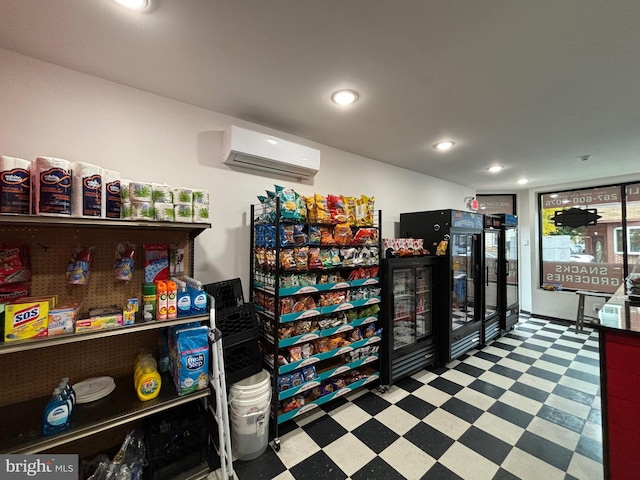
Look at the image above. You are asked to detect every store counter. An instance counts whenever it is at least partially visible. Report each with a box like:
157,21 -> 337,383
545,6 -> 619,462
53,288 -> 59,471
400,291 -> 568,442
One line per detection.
593,284 -> 640,479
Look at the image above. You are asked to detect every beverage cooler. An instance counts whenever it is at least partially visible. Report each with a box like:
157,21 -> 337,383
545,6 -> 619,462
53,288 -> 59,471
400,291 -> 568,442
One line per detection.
497,214 -> 519,330
381,257 -> 439,385
400,209 -> 484,363
483,215 -> 502,343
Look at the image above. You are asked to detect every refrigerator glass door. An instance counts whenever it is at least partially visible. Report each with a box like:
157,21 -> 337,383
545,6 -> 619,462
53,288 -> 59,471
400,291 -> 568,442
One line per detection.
505,227 -> 518,307
415,266 -> 432,338
485,230 -> 499,317
392,267 -> 416,350
452,233 -> 476,330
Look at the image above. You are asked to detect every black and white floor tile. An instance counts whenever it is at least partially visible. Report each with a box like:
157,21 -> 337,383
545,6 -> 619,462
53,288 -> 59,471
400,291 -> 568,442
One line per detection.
210,316 -> 602,480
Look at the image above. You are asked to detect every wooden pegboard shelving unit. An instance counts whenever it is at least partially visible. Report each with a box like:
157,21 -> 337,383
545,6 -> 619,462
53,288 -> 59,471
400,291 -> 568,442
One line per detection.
0,214 -> 211,454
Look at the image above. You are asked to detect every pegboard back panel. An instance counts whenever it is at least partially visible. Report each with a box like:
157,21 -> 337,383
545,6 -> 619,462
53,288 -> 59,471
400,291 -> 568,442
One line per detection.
2,224 -> 193,312
0,329 -> 160,406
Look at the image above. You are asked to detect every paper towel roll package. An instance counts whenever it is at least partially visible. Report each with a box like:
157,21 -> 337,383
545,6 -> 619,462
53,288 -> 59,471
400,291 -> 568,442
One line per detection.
0,156 -> 31,214
32,157 -> 72,216
192,189 -> 209,205
102,169 -> 121,218
152,183 -> 173,204
71,162 -> 103,217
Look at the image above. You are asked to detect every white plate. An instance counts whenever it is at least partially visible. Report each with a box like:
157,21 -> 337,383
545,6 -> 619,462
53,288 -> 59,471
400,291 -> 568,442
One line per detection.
73,376 -> 115,403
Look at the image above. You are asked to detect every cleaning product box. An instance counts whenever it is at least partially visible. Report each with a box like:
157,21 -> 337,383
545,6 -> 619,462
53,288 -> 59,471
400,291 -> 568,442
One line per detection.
4,299 -> 50,341
48,303 -> 81,336
75,313 -> 123,333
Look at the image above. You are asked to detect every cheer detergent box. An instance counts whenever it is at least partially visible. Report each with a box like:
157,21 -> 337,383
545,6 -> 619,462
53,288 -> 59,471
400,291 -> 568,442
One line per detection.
3,298 -> 53,342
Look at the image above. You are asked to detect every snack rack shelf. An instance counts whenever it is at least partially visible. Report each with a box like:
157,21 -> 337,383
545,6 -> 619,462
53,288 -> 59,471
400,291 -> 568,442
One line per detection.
0,215 -> 213,468
250,198 -> 382,452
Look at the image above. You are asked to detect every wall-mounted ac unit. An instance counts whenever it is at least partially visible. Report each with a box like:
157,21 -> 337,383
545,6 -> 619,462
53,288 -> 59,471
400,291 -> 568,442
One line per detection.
222,125 -> 321,179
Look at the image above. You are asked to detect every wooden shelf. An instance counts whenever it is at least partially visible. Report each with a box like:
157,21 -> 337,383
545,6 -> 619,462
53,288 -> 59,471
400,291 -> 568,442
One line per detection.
0,373 -> 210,454
0,315 -> 209,355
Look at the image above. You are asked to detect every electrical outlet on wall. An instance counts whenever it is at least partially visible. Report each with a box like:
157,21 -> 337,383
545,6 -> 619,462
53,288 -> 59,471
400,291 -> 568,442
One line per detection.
593,303 -> 604,314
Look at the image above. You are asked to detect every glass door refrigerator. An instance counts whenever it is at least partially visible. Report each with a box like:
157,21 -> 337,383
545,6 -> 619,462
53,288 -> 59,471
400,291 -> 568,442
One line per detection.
483,215 -> 501,343
400,209 -> 484,363
498,214 -> 519,330
381,257 -> 439,385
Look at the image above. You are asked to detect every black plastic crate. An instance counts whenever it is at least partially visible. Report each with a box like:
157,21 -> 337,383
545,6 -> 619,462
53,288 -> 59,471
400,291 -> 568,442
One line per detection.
203,278 -> 244,311
223,337 -> 262,385
216,303 -> 259,347
144,403 -> 208,480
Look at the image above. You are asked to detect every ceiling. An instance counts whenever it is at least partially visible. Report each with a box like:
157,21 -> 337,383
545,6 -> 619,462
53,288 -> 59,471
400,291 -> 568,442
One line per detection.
1,0 -> 639,192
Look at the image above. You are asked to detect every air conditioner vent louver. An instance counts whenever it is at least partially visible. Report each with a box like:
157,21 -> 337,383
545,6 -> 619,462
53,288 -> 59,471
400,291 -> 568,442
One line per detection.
222,125 -> 320,180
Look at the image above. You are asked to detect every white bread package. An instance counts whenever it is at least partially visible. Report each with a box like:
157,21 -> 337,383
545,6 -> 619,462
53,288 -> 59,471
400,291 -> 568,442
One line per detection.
0,156 -> 31,214
31,157 -> 72,216
102,169 -> 121,219
71,162 -> 103,217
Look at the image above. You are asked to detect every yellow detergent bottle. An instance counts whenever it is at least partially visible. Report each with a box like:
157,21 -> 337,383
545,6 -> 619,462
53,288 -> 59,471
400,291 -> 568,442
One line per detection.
134,353 -> 161,401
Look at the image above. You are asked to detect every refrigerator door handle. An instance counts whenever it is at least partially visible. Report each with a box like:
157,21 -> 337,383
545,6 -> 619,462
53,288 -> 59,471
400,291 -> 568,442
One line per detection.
486,266 -> 489,286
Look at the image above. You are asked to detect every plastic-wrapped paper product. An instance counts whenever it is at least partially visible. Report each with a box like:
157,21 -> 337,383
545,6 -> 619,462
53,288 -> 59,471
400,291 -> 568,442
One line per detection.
0,156 -> 31,214
71,162 -> 103,218
102,169 -> 121,219
121,202 -> 132,219
130,201 -> 154,221
192,188 -> 209,205
129,181 -> 153,202
173,187 -> 193,206
152,183 -> 173,204
154,203 -> 175,222
120,179 -> 133,203
174,204 -> 193,222
31,157 -> 72,216
193,204 -> 209,223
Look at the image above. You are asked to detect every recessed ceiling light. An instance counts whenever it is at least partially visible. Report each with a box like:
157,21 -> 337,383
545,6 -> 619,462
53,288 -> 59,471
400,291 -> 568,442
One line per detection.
112,0 -> 152,12
331,90 -> 359,105
433,141 -> 455,151
517,178 -> 529,185
488,166 -> 503,173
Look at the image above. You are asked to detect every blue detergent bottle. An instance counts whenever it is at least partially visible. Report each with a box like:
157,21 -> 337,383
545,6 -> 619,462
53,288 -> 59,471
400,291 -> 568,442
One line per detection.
173,278 -> 192,318
184,276 -> 207,315
43,388 -> 70,436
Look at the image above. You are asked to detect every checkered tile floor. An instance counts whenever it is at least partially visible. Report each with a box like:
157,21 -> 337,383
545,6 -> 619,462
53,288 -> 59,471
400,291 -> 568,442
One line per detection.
210,316 -> 602,480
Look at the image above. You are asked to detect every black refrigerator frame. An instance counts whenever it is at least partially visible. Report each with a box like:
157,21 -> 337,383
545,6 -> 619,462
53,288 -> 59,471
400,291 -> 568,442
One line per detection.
497,214 -> 520,331
400,209 -> 484,363
482,215 -> 502,344
381,256 -> 440,386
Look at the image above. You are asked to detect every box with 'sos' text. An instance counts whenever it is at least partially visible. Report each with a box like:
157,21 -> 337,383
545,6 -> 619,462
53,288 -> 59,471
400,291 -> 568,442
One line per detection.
3,296 -> 57,342
0,454 -> 78,480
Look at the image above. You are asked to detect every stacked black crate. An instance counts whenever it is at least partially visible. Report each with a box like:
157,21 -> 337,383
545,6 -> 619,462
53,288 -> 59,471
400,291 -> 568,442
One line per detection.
203,278 -> 262,386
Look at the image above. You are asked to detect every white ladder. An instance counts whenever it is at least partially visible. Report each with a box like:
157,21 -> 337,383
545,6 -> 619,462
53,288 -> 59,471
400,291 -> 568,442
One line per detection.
207,296 -> 235,479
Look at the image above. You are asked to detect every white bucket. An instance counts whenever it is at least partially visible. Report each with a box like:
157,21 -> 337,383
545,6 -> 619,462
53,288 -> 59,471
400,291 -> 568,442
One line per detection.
229,370 -> 272,461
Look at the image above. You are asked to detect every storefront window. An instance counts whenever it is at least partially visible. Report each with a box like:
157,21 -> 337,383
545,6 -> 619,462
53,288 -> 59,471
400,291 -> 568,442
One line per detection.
539,186 -> 624,293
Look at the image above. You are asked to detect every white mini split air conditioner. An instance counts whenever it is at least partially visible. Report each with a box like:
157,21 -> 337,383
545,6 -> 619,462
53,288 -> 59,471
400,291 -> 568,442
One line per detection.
222,125 -> 321,180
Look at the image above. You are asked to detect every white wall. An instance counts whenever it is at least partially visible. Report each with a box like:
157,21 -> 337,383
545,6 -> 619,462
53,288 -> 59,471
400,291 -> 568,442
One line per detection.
522,174 -> 640,321
0,49 -> 475,296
